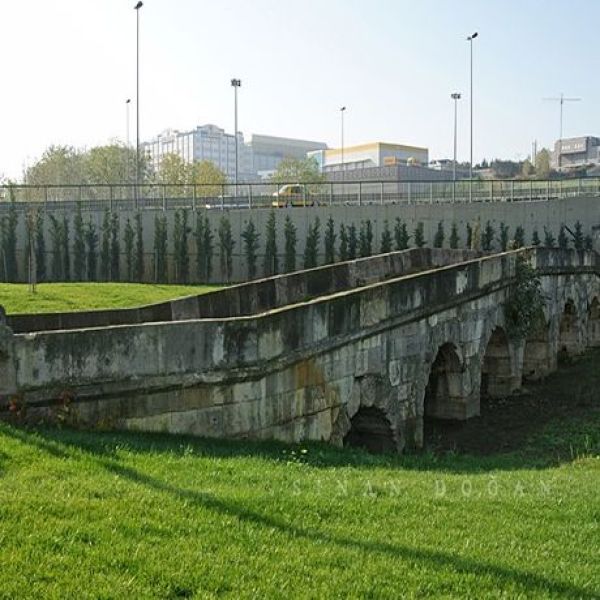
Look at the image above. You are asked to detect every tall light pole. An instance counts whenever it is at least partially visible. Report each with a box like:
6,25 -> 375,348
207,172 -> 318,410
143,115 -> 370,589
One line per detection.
134,2 -> 143,189
231,78 -> 241,186
340,106 -> 346,174
467,32 -> 478,180
451,93 -> 461,181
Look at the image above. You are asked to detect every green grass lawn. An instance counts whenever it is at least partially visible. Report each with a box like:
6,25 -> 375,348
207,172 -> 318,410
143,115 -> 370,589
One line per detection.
0,283 -> 220,314
0,370 -> 598,597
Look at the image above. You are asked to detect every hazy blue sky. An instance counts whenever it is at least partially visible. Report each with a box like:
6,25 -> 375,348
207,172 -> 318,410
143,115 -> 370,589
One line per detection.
1,0 -> 598,178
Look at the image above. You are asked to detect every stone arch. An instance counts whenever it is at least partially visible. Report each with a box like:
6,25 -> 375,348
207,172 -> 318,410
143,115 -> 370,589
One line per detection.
522,320 -> 554,382
343,406 -> 396,453
588,297 -> 600,348
423,343 -> 464,420
481,327 -> 514,398
558,299 -> 582,357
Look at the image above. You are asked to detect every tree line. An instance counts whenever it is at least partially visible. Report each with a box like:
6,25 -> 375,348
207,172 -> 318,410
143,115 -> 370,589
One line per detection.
1,199 -> 592,284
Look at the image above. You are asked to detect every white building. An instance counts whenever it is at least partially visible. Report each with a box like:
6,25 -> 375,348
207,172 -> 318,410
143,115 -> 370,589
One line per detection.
143,124 -> 253,181
143,125 -> 327,182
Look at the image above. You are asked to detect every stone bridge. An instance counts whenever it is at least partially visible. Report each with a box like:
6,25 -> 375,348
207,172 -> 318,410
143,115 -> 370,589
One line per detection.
1,247 -> 598,452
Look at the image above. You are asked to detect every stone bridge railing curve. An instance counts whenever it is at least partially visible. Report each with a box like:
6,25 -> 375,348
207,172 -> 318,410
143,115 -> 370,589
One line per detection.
0,247 -> 598,451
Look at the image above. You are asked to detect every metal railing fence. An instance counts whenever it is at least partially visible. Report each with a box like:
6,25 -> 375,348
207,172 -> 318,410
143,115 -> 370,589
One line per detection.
1,177 -> 599,212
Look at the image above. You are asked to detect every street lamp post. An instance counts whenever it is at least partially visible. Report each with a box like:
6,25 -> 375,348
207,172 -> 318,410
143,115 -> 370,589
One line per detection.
231,78 -> 242,187
340,106 -> 346,174
450,93 -> 461,181
467,32 -> 478,181
134,2 -> 143,194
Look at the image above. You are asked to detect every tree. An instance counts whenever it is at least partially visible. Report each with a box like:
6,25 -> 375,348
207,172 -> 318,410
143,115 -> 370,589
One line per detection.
157,153 -> 188,187
284,216 -> 297,272
531,229 -> 541,246
1,191 -> 19,281
499,223 -> 509,251
35,213 -> 47,282
339,224 -> 348,261
242,219 -> 260,279
48,215 -> 63,281
449,223 -> 459,249
154,214 -> 168,283
85,143 -> 139,185
218,216 -> 235,282
521,159 -> 534,178
85,219 -> 99,281
61,215 -> 71,281
535,148 -> 551,179
359,220 -> 373,257
482,221 -> 495,251
557,226 -> 569,250
572,221 -> 584,251
24,145 -> 85,186
189,160 -> 227,198
124,218 -> 135,281
433,221 -> 445,248
348,223 -> 358,259
543,226 -> 555,248
513,226 -> 525,249
110,212 -> 120,281
394,218 -> 410,250
195,214 -> 213,282
173,209 -> 190,283
271,157 -> 325,184
380,220 -> 392,253
413,222 -> 426,248
303,217 -> 321,269
100,210 -> 111,280
134,213 -> 144,282
263,211 -> 279,276
466,223 -> 473,249
324,216 -> 336,264
73,204 -> 86,281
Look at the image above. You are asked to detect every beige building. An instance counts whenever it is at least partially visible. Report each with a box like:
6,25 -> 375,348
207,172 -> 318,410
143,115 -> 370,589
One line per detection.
309,141 -> 429,173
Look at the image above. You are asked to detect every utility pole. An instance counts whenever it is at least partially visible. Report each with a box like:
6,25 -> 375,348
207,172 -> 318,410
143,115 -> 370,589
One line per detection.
451,93 -> 461,181
466,32 -> 478,180
134,2 -> 143,192
231,78 -> 242,187
543,93 -> 582,169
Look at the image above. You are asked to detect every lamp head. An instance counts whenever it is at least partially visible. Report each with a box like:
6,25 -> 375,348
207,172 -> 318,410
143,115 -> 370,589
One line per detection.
340,106 -> 346,112
451,93 -> 461,100
134,2 -> 143,9
467,31 -> 478,40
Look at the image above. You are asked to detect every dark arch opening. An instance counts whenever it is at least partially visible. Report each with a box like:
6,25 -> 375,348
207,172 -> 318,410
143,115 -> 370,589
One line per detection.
558,299 -> 579,360
481,327 -> 512,398
343,406 -> 396,454
522,319 -> 552,383
588,298 -> 600,348
423,343 -> 464,446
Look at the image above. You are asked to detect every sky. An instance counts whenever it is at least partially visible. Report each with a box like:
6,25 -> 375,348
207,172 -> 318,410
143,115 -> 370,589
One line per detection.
1,0 -> 599,179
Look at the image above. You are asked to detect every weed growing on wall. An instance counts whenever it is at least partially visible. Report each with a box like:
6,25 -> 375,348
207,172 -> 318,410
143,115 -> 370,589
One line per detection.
504,256 -> 546,340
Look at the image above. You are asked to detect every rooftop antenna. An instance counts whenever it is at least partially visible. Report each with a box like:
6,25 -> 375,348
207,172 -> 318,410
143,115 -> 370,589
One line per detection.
543,93 -> 582,169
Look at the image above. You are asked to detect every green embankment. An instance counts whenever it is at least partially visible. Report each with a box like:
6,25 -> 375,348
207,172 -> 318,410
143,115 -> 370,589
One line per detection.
0,283 -> 220,314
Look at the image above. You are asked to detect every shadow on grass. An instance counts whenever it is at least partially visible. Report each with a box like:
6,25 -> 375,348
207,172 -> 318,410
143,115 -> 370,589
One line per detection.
1,424 -> 596,598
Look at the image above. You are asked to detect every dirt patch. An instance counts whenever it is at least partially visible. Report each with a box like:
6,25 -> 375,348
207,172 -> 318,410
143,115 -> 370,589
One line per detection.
425,349 -> 600,455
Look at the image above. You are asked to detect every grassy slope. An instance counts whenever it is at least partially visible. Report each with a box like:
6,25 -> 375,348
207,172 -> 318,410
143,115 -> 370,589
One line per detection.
0,283 -> 220,314
0,382 -> 598,598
